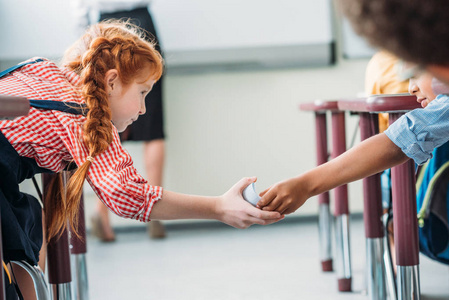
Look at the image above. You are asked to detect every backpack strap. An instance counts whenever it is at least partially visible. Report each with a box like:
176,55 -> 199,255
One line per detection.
29,100 -> 87,116
0,59 -> 87,116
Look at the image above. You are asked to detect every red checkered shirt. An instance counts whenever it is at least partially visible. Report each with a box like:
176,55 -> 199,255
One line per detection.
0,58 -> 162,222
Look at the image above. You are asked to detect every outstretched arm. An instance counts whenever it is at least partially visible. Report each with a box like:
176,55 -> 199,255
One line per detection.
257,133 -> 408,214
150,177 -> 284,228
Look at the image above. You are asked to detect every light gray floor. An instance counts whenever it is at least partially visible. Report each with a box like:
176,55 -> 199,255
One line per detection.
84,215 -> 449,300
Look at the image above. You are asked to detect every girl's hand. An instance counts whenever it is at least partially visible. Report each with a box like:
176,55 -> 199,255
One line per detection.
257,177 -> 309,215
216,177 -> 284,229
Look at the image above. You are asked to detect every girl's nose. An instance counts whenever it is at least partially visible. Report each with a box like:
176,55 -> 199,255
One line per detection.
140,100 -> 146,115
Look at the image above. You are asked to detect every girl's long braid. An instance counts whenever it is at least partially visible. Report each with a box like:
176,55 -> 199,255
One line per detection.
46,21 -> 163,241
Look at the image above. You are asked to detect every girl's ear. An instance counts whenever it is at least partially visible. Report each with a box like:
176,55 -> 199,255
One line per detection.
105,69 -> 119,94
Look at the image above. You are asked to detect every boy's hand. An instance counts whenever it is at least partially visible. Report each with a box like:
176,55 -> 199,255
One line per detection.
257,177 -> 308,215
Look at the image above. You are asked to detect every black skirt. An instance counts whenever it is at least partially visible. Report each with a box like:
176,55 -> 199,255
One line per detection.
100,6 -> 165,142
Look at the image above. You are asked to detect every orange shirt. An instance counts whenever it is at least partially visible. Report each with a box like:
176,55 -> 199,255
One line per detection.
365,51 -> 409,132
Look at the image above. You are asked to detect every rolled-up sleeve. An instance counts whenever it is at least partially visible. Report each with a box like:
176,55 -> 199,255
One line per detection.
385,95 -> 449,165
71,127 -> 163,223
86,132 -> 162,222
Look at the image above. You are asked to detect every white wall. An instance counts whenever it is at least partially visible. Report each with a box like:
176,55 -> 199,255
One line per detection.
162,58 -> 368,214
0,0 -> 78,60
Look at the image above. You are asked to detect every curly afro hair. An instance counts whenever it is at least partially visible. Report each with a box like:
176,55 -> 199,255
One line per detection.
336,0 -> 449,67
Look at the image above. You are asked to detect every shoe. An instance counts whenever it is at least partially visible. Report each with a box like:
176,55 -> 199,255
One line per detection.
91,214 -> 116,242
148,220 -> 166,239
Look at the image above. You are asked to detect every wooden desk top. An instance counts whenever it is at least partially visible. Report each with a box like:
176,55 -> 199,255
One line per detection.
338,94 -> 421,113
299,100 -> 339,112
0,95 -> 30,119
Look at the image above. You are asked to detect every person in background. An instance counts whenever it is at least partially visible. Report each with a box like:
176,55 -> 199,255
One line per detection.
70,0 -> 167,241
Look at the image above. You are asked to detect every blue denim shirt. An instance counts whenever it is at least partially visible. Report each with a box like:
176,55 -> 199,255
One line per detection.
384,94 -> 449,165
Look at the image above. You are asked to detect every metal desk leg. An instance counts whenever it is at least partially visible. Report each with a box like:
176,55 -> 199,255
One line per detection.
42,173 -> 73,300
382,213 -> 398,300
390,113 -> 421,300
331,111 -> 352,291
70,193 -> 89,300
315,112 -> 333,272
391,159 -> 420,300
47,229 -> 72,300
359,113 -> 387,300
318,200 -> 333,271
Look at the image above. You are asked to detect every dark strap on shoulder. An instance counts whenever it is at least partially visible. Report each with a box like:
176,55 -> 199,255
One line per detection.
0,59 -> 87,116
29,100 -> 87,116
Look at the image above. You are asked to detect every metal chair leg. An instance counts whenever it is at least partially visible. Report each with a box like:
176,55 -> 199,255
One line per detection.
359,113 -> 387,300
332,111 -> 352,291
48,227 -> 73,300
315,112 -> 333,272
70,191 -> 89,300
70,254 -> 89,300
42,173 -> 73,300
10,260 -> 50,300
51,283 -> 72,300
388,113 -> 421,300
318,203 -> 333,271
366,238 -> 387,300
390,156 -> 421,300
397,266 -> 420,300
335,214 -> 352,291
382,213 -> 398,300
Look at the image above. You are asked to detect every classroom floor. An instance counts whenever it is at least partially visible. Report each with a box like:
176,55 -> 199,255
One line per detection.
84,214 -> 449,300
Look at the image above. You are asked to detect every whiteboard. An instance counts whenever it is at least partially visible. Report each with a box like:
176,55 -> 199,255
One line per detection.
0,0 -> 335,71
151,0 -> 333,50
151,0 -> 335,71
